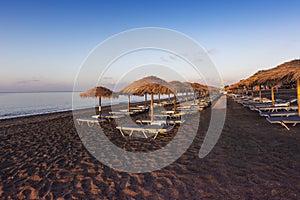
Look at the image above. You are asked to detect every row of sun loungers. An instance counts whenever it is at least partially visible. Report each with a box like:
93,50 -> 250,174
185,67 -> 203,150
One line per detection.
231,94 -> 299,130
76,96 -> 219,139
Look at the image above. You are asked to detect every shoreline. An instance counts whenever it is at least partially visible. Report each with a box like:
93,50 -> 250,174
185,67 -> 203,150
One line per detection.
0,94 -> 174,121
0,97 -> 175,128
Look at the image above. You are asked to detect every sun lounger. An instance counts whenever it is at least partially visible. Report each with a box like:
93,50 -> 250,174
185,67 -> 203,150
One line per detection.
110,110 -> 136,115
153,114 -> 181,119
160,111 -> 184,118
177,106 -> 191,110
130,107 -> 148,112
246,98 -> 297,111
76,118 -> 106,127
136,118 -> 185,125
162,110 -> 177,114
266,116 -> 300,130
91,113 -> 124,121
258,106 -> 298,112
259,110 -> 298,117
116,124 -> 175,139
181,109 -> 199,115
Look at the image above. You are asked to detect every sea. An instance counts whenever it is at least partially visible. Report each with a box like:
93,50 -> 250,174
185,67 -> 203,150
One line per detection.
0,92 -> 154,120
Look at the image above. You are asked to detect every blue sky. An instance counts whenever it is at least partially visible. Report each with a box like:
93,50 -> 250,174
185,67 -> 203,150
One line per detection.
1,0 -> 300,92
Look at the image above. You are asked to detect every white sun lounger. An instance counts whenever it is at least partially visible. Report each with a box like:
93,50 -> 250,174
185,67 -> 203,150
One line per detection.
136,118 -> 185,125
110,111 -> 135,115
91,113 -> 124,121
266,116 -> 300,130
76,118 -> 106,127
259,111 -> 299,117
116,124 -> 175,139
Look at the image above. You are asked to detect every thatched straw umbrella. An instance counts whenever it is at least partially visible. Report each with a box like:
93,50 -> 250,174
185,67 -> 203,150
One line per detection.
226,80 -> 245,96
238,79 -> 255,99
292,72 -> 300,116
191,82 -> 208,103
119,76 -> 168,111
134,83 -> 173,122
80,86 -> 115,116
254,60 -> 300,107
118,89 -> 143,112
228,73 -> 264,102
243,72 -> 263,102
233,59 -> 300,114
265,59 -> 300,115
169,81 -> 188,111
183,82 -> 194,103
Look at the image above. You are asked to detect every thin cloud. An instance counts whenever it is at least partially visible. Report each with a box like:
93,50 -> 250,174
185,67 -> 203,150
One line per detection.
207,48 -> 217,55
17,79 -> 40,85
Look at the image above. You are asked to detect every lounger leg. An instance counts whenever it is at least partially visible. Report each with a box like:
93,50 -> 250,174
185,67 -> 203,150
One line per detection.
119,129 -> 125,137
153,132 -> 159,139
142,130 -> 148,139
280,122 -> 290,130
129,130 -> 134,137
88,122 -> 94,127
293,123 -> 297,127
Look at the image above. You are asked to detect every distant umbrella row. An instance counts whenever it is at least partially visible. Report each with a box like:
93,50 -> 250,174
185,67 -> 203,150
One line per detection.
226,59 -> 300,91
226,59 -> 300,116
79,75 -> 210,116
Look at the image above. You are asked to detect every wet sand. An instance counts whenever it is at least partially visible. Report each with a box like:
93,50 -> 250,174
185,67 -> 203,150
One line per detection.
0,96 -> 300,199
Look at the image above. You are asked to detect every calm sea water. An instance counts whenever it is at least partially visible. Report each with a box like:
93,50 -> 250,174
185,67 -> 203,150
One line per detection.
0,92 -> 151,120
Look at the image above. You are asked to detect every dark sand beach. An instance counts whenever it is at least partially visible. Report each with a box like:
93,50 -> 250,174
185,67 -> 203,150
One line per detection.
0,96 -> 300,199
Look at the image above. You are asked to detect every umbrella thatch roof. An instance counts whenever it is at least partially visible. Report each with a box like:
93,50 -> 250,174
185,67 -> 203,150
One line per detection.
246,59 -> 300,86
256,59 -> 300,84
183,82 -> 194,92
134,83 -> 173,95
119,76 -> 169,95
168,80 -> 188,93
226,81 -> 245,91
80,86 -> 115,98
227,59 -> 300,90
190,82 -> 208,92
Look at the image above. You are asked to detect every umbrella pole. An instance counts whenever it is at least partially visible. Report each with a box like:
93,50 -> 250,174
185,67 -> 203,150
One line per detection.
144,93 -> 147,107
259,86 -> 262,103
271,86 -> 275,106
193,92 -> 196,104
251,89 -> 254,101
168,93 -> 170,103
158,93 -> 160,104
98,97 -> 102,117
297,79 -> 300,116
128,95 -> 130,112
151,93 -> 154,122
174,94 -> 177,112
186,91 -> 188,104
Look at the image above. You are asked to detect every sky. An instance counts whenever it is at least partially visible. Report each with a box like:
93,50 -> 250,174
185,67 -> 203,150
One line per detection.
1,0 -> 300,92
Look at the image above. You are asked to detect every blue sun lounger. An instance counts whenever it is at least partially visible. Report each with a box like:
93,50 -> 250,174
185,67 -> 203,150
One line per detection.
259,110 -> 298,117
266,116 -> 300,130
